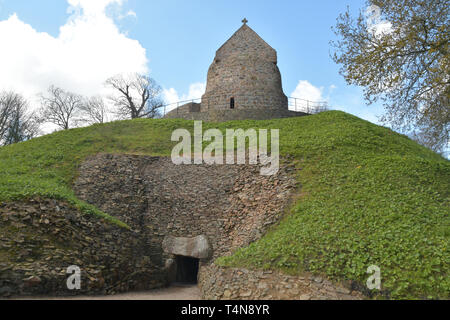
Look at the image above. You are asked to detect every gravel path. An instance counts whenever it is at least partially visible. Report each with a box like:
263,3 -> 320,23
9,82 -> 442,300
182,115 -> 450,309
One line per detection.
13,285 -> 201,300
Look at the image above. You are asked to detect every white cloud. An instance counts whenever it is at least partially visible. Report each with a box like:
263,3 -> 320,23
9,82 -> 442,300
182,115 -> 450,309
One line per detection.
289,81 -> 339,113
290,81 -> 383,126
162,82 -> 206,113
365,5 -> 393,38
290,80 -> 324,102
163,88 -> 180,106
125,10 -> 137,18
0,0 -> 148,110
369,21 -> 393,38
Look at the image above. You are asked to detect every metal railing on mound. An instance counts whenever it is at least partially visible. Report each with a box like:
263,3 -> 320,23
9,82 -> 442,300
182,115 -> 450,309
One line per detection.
158,96 -> 329,117
287,97 -> 329,115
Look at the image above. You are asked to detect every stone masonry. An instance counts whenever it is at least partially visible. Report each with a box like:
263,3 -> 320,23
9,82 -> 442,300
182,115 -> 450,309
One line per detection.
199,264 -> 364,301
165,21 -> 306,122
74,154 -> 299,266
1,153 -> 369,299
0,199 -> 166,297
201,23 -> 288,112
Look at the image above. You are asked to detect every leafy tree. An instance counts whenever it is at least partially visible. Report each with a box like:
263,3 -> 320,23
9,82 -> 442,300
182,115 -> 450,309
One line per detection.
105,73 -> 163,119
331,0 -> 449,153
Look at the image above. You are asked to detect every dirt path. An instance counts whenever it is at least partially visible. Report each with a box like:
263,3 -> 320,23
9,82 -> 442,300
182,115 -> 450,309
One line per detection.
14,285 -> 201,300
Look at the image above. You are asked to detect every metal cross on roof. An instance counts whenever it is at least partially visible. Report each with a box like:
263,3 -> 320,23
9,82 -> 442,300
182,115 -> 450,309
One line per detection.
242,18 -> 248,25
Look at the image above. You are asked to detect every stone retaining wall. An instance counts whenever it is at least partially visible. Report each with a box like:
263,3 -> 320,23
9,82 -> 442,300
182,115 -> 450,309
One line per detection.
74,154 -> 298,268
1,154 -> 304,298
0,199 -> 166,297
199,264 -> 364,300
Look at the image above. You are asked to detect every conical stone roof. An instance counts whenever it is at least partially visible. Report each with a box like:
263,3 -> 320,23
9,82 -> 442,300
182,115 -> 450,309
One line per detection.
215,24 -> 278,64
202,22 -> 287,112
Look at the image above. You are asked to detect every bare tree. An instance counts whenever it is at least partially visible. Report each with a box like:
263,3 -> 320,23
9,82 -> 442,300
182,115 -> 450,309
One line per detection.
0,92 -> 15,141
105,73 -> 163,119
39,85 -> 83,130
79,96 -> 108,125
0,91 -> 41,146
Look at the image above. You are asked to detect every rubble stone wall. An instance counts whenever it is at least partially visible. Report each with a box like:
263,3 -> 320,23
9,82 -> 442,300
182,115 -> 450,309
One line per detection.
0,199 -> 167,297
1,153 -> 301,298
74,154 -> 298,265
199,264 -> 364,301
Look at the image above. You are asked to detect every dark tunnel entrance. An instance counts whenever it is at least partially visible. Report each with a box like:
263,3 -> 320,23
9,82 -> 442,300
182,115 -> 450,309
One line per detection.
175,256 -> 200,284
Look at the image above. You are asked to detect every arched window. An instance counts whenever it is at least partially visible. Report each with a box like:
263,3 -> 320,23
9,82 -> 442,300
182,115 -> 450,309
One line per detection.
230,97 -> 235,109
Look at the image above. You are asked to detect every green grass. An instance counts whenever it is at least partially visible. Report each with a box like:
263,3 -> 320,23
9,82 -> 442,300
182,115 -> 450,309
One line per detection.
0,111 -> 448,299
0,119 -> 182,228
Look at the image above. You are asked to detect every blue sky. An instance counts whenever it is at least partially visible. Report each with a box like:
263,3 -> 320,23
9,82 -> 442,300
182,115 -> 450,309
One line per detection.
0,0 -> 385,124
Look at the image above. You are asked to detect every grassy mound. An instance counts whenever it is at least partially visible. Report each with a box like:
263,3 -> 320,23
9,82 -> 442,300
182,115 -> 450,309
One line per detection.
0,111 -> 448,299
